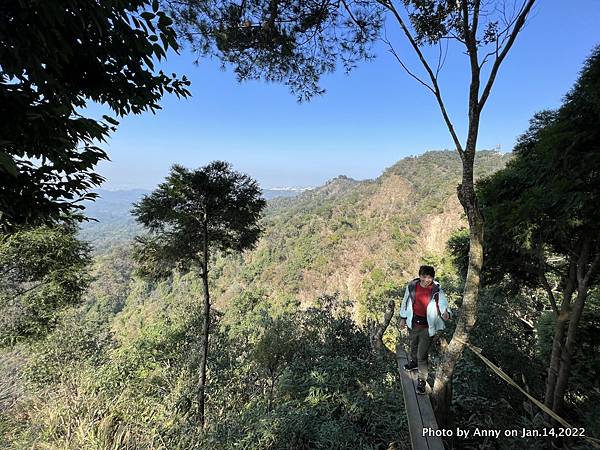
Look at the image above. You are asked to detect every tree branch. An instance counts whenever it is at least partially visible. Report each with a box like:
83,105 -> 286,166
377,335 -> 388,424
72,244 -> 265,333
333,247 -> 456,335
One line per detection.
436,38 -> 449,78
381,37 -> 434,93
380,0 -> 465,155
576,235 -> 592,287
472,0 -> 481,38
478,0 -> 536,112
0,266 -> 18,278
9,281 -> 48,301
582,234 -> 600,287
371,299 -> 395,357
540,272 -> 559,316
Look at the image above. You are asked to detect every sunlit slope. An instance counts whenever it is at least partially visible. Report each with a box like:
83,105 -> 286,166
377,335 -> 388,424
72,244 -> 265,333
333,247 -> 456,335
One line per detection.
211,150 -> 511,316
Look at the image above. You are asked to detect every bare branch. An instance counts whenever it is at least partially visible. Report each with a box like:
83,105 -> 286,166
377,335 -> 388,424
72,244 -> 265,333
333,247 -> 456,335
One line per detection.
435,37 -> 450,78
379,0 -> 465,155
447,31 -> 467,45
478,0 -> 536,112
436,39 -> 443,77
340,0 -> 362,28
381,37 -> 434,93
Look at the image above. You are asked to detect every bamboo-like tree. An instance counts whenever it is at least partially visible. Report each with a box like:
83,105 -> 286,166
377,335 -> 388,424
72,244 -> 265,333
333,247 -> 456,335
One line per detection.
132,161 -> 266,427
168,0 -> 537,422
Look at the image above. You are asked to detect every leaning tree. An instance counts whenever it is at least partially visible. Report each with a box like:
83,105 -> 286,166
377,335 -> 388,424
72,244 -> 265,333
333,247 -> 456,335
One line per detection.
166,0 -> 537,421
132,161 -> 266,427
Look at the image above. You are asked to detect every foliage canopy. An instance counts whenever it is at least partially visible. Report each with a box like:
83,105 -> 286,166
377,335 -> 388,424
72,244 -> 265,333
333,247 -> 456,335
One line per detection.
478,45 -> 600,287
132,161 -> 266,279
0,225 -> 92,346
0,0 -> 190,231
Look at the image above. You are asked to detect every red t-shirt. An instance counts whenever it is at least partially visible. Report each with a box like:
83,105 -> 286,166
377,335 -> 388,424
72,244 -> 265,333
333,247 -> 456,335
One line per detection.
414,283 -> 433,318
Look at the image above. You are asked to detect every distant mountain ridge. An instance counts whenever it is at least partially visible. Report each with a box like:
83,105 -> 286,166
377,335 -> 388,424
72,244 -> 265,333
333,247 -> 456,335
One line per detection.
78,187 -> 309,252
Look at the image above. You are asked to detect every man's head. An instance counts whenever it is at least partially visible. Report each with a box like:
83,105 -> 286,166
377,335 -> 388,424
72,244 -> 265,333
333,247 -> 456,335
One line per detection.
418,265 -> 435,287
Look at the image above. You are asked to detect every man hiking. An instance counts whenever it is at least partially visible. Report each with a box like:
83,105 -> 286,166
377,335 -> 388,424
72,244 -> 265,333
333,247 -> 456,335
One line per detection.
398,265 -> 450,395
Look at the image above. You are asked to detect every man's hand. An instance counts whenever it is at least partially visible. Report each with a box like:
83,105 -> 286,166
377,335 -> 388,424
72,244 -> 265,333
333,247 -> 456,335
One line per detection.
442,311 -> 449,321
399,318 -> 406,330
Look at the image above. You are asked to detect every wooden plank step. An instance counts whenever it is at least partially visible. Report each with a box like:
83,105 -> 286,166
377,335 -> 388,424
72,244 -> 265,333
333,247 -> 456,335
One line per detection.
397,349 -> 445,450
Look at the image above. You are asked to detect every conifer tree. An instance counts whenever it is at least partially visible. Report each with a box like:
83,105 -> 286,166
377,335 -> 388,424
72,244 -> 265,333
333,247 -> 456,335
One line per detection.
132,161 -> 266,426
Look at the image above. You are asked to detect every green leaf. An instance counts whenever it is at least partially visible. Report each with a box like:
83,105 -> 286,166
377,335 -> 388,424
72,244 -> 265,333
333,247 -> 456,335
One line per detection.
1,1 -> 191,230
102,115 -> 120,126
0,151 -> 18,176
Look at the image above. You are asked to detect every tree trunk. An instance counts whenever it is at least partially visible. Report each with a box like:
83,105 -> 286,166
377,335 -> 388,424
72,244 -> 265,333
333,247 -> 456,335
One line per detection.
431,211 -> 483,425
432,140 -> 484,425
543,255 -> 577,417
543,310 -> 568,415
198,223 -> 211,428
371,299 -> 395,356
389,0 -> 534,426
429,11 -> 486,418
550,237 -> 599,417
551,289 -> 587,416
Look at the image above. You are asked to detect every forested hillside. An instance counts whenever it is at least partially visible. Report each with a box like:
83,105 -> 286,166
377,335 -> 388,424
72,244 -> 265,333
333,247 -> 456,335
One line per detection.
80,150 -> 510,322
210,150 -> 510,320
1,150 -> 512,449
3,1 -> 598,448
0,147 -> 598,450
3,144 -> 599,449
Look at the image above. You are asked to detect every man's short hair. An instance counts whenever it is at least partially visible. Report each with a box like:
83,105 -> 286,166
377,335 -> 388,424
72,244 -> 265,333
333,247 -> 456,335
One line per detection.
419,265 -> 435,278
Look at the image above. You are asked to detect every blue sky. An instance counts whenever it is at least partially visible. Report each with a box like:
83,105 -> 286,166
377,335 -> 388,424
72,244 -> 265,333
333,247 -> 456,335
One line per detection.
93,1 -> 600,190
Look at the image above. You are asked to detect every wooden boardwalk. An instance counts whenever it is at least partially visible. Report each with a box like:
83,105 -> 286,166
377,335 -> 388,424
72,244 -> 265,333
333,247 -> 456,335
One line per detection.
396,349 -> 445,450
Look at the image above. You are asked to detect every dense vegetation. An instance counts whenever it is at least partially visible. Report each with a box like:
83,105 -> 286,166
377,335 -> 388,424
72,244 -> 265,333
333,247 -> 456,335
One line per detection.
0,0 -> 189,231
1,265 -> 408,448
9,2 -> 597,448
1,144 -> 598,448
0,150 -> 497,449
210,150 -> 510,322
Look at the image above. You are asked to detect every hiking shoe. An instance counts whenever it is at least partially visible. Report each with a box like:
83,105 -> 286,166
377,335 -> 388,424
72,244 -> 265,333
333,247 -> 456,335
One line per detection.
403,360 -> 418,371
416,378 -> 427,395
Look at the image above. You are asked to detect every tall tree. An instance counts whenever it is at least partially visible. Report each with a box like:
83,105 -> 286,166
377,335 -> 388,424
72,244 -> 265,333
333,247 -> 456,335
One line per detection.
132,161 -> 266,427
0,0 -> 190,231
478,46 -> 600,418
168,0 -> 537,421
